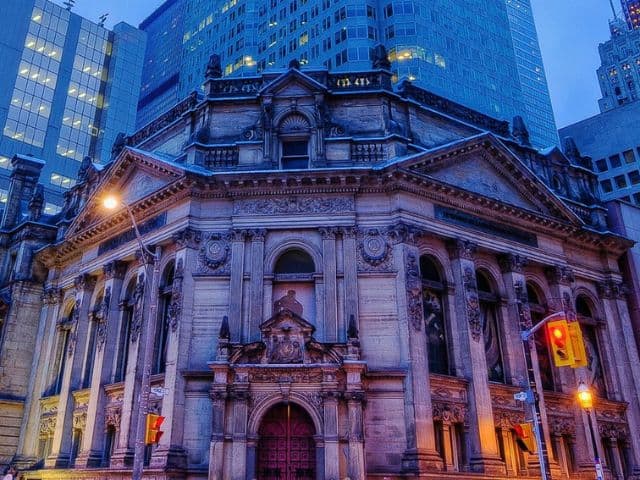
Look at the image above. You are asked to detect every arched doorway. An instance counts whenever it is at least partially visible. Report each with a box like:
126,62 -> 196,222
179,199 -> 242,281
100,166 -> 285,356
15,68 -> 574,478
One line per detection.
257,403 -> 316,479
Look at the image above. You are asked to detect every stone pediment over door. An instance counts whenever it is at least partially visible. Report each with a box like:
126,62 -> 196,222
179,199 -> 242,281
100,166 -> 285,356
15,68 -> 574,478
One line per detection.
401,134 -> 583,224
228,310 -> 344,365
65,148 -> 185,238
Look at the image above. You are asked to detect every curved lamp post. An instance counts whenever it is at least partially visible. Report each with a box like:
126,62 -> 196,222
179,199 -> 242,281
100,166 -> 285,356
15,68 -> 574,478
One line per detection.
103,194 -> 160,480
577,382 -> 604,480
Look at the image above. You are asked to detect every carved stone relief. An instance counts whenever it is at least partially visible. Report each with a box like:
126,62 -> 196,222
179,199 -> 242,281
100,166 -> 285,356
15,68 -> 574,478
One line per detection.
356,228 -> 393,272
130,274 -> 145,343
233,197 -> 354,215
197,232 -> 231,274
96,286 -> 111,351
404,249 -> 423,331
167,258 -> 184,332
462,267 -> 481,341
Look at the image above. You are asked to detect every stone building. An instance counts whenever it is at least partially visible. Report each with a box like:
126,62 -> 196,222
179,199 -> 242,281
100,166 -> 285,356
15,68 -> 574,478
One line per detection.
1,55 -> 640,480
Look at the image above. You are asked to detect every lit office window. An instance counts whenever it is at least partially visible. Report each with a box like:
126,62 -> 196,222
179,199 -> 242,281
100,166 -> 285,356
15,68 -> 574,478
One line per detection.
0,156 -> 12,170
50,172 -> 77,189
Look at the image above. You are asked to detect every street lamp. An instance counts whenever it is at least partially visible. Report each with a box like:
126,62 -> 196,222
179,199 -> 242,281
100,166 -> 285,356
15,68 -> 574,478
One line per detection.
577,382 -> 604,480
103,194 -> 160,480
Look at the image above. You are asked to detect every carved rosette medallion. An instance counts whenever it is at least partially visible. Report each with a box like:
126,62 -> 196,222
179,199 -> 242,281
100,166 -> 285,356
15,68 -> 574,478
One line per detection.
404,249 -> 423,331
462,267 -> 481,341
357,228 -> 392,271
197,232 -> 231,274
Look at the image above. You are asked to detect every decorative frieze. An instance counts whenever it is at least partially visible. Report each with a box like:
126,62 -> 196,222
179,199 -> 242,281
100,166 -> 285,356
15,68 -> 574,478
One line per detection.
233,196 -> 354,215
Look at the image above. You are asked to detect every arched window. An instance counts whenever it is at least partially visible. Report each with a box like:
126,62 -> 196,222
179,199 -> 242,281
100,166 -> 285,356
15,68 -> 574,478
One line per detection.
420,255 -> 450,375
81,292 -> 102,389
153,262 -> 174,374
279,114 -> 311,169
576,295 -> 607,396
114,279 -> 136,383
477,270 -> 504,383
272,248 -> 316,324
46,303 -> 74,396
527,282 -> 556,391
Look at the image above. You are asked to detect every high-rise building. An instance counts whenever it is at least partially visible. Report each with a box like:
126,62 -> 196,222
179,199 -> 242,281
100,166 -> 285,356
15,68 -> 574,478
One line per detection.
622,0 -> 640,29
0,0 -> 146,208
137,0 -> 558,148
559,4 -> 640,207
504,0 -> 558,147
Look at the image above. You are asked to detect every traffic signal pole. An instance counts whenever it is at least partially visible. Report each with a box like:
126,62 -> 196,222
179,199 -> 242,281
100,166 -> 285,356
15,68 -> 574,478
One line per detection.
515,305 -> 565,480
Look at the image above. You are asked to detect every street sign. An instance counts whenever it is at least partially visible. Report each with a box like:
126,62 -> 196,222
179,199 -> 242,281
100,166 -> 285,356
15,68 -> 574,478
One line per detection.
150,387 -> 169,396
514,392 -> 528,402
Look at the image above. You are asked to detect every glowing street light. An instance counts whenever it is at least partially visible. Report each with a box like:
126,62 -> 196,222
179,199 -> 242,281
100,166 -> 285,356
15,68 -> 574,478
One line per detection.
577,381 -> 604,480
577,382 -> 594,410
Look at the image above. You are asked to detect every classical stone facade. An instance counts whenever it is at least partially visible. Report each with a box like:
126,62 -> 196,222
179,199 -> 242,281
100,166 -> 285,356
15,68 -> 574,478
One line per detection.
1,57 -> 640,480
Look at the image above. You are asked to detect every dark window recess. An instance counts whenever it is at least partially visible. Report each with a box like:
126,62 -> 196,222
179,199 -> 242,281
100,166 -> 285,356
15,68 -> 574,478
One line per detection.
623,149 -> 636,163
601,179 -> 613,193
596,159 -> 608,172
282,140 -> 309,169
609,154 -> 622,168
615,174 -> 627,188
628,170 -> 640,185
633,192 -> 640,205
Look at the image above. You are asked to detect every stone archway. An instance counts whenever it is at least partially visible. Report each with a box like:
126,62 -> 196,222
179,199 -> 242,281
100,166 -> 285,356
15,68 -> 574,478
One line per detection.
257,403 -> 316,480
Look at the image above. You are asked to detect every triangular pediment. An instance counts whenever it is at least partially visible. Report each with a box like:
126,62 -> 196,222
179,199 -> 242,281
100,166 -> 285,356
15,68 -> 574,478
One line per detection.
64,148 -> 186,238
398,134 -> 583,224
259,69 -> 327,97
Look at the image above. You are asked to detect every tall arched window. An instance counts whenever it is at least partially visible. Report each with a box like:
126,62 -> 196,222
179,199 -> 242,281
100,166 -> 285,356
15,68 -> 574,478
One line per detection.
279,114 -> 311,169
420,255 -> 450,375
527,282 -> 556,391
576,295 -> 607,396
477,270 -> 504,383
114,279 -> 136,383
46,303 -> 74,396
81,291 -> 103,389
272,248 -> 316,324
153,262 -> 174,375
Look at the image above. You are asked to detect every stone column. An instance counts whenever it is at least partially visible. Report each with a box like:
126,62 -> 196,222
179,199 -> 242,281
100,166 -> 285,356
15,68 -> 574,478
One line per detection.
344,361 -> 366,480
597,280 -> 640,476
77,261 -> 126,467
47,274 -> 96,468
111,257 -> 149,468
320,227 -> 338,342
248,229 -> 266,341
16,287 -> 62,462
447,239 -> 503,474
393,230 -> 443,473
229,230 -> 246,342
229,384 -> 250,480
152,229 -> 200,468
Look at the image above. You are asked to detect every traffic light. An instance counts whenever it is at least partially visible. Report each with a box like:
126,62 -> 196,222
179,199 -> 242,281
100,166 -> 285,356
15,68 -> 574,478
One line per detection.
145,413 -> 165,445
568,322 -> 588,368
546,319 -> 575,367
513,423 -> 536,453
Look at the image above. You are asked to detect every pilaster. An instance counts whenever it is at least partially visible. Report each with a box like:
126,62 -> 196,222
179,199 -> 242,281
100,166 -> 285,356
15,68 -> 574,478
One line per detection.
393,228 -> 443,473
47,274 -> 96,468
208,363 -> 229,480
320,227 -> 338,342
229,230 -> 246,342
341,227 -> 359,338
77,261 -> 127,467
248,229 -> 266,341
447,239 -> 503,474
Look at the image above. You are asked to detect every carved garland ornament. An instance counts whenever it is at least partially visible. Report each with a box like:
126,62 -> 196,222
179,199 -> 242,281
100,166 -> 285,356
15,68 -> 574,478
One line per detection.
404,250 -> 423,331
462,267 -> 481,341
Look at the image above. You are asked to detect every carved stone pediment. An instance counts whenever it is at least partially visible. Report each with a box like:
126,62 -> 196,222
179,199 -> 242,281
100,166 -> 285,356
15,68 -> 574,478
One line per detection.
229,310 -> 343,365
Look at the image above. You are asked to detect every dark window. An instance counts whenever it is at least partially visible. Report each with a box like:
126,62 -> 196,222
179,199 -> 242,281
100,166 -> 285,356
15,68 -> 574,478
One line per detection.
528,282 -> 556,391
115,279 -> 136,382
420,256 -> 450,375
275,249 -> 315,274
153,262 -> 174,375
595,158 -> 608,172
629,170 -> 640,185
282,140 -> 309,169
615,174 -> 627,188
623,149 -> 635,163
634,192 -> 640,205
575,296 -> 607,396
477,271 -> 504,383
609,154 -> 622,168
102,426 -> 116,467
600,179 -> 613,193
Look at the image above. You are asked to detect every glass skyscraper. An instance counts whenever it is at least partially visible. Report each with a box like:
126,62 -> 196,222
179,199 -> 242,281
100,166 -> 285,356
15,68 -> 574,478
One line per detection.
621,0 -> 640,29
0,0 -> 146,208
138,0 -> 557,147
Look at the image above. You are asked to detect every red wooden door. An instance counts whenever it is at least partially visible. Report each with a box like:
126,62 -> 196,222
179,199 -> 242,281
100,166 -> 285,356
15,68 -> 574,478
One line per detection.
258,403 -> 316,480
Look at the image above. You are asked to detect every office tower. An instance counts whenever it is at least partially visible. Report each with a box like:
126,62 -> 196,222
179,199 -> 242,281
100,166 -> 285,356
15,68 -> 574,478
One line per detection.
138,0 -> 559,148
559,5 -> 640,206
0,0 -> 145,208
504,0 -> 558,147
621,0 -> 640,29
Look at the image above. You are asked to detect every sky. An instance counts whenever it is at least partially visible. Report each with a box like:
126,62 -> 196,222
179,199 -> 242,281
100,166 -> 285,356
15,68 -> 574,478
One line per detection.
52,0 -> 616,129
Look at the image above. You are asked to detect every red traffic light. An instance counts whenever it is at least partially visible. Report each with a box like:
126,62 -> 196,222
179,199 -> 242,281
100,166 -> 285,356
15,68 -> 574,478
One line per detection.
546,319 -> 575,367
